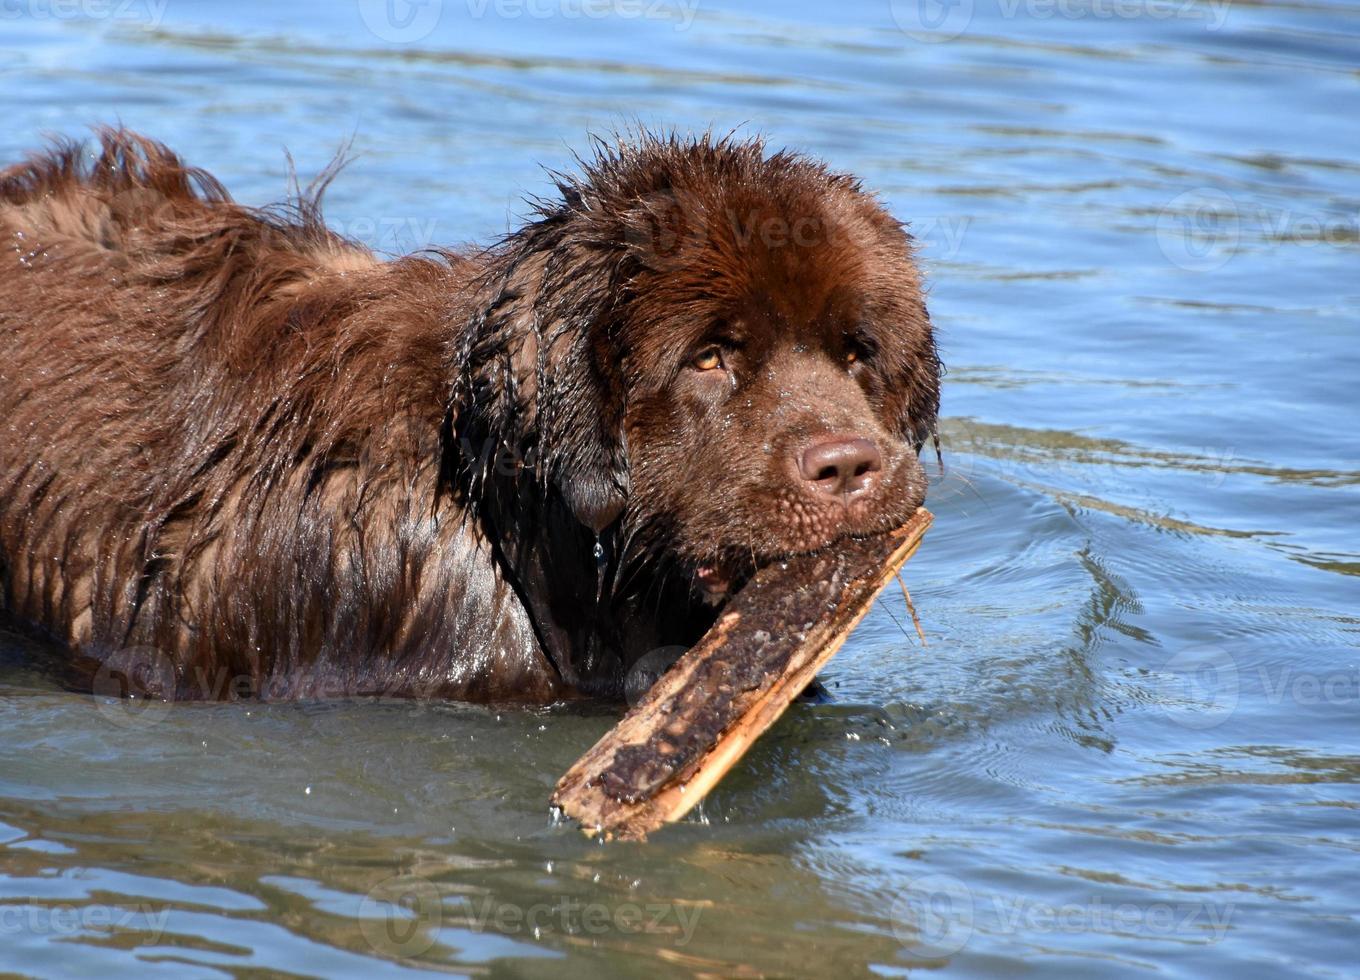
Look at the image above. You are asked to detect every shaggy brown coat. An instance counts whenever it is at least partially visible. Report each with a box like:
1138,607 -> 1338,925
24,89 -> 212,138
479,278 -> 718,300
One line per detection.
0,130 -> 939,703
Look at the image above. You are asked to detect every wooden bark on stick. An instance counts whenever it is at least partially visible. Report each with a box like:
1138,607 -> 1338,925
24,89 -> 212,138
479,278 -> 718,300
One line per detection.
552,507 -> 933,840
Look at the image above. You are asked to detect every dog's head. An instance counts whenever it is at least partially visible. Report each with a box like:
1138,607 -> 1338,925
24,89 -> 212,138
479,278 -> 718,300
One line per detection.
469,134 -> 939,604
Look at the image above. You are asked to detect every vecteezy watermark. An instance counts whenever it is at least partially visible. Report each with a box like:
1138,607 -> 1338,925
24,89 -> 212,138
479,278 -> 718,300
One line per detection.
1153,644 -> 1239,730
987,895 -> 1235,942
326,215 -> 443,254
1154,644 -> 1360,730
1156,188 -> 1360,272
889,0 -> 977,42
1002,895 -> 1233,942
0,0 -> 169,24
622,187 -> 708,273
888,0 -> 1232,43
119,185 -> 443,255
0,903 -> 172,941
357,0 -> 699,42
890,874 -> 976,956
1197,444 -> 1238,489
90,644 -> 178,730
465,0 -> 700,29
624,645 -> 688,705
1155,189 -> 1241,272
621,189 -> 970,272
357,0 -> 445,42
1002,0 -> 1231,27
889,873 -> 1236,957
88,652 -> 476,722
359,874 -> 705,956
359,874 -> 444,957
1256,666 -> 1360,708
915,215 -> 972,261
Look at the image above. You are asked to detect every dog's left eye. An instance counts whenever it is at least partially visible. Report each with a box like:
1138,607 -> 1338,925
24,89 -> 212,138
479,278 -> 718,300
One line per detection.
844,339 -> 874,369
691,346 -> 724,371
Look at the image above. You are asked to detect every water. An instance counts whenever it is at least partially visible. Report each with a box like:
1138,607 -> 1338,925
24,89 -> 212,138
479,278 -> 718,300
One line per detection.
2,1 -> 1358,976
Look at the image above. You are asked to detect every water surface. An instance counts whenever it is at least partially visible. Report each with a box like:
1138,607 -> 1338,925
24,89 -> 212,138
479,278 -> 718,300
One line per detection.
2,1 -> 1358,976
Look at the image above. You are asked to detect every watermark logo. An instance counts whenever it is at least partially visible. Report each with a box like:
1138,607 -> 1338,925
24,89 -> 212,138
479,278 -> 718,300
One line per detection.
359,873 -> 705,954
889,874 -> 1237,956
1199,444 -> 1237,489
990,894 -> 1236,942
464,0 -> 700,29
1158,188 -> 1360,271
624,645 -> 687,706
0,0 -> 170,26
359,874 -> 444,957
0,903 -> 172,941
890,873 -> 975,957
357,0 -> 444,42
890,0 -> 976,42
913,215 -> 972,261
622,188 -> 710,272
330,215 -> 442,254
357,0 -> 701,38
1154,644 -> 1239,730
621,191 -> 968,271
1000,0 -> 1231,27
888,0 -> 1232,42
1156,188 -> 1241,272
90,644 -> 177,730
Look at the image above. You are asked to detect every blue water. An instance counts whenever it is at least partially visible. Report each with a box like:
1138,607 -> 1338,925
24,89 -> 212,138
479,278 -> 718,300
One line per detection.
2,1 -> 1358,976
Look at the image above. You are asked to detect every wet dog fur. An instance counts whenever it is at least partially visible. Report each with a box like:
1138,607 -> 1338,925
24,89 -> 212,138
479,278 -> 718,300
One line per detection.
0,129 -> 939,702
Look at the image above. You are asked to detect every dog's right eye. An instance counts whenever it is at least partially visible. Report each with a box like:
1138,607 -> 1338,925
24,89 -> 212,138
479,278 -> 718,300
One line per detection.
691,346 -> 724,371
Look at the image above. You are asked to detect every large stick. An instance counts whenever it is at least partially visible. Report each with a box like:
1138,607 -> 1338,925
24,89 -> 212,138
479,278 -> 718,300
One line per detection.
552,507 -> 932,840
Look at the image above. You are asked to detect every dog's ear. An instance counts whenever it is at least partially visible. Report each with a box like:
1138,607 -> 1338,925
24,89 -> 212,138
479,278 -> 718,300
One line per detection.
458,216 -> 631,534
535,307 -> 630,534
900,300 -> 941,456
866,220 -> 942,456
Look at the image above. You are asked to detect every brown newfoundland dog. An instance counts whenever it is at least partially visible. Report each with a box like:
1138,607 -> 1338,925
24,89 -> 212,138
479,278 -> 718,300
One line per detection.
0,129 -> 939,703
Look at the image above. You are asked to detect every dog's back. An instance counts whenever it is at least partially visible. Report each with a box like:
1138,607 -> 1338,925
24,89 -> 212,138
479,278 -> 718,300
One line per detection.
0,131 -> 559,701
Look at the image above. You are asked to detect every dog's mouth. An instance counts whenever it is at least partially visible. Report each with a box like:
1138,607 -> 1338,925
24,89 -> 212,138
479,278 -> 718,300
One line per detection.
693,562 -> 739,604
688,521 -> 911,607
688,547 -> 831,607
689,550 -> 765,606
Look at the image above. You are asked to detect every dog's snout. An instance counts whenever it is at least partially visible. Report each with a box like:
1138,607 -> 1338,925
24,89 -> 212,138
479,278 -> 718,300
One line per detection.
798,436 -> 882,497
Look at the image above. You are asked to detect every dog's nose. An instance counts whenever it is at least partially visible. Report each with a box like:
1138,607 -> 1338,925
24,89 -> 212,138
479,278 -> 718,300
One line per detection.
799,437 -> 882,497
